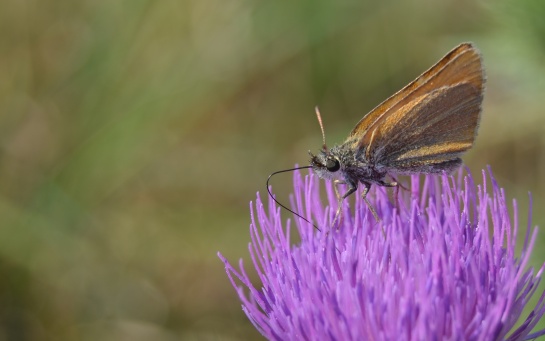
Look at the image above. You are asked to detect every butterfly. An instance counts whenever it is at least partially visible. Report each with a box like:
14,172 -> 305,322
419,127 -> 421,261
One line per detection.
308,42 -> 484,224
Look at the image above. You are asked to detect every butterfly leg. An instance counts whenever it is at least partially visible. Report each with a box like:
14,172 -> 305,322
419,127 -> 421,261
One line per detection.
360,182 -> 380,222
332,180 -> 357,229
378,177 -> 408,213
386,176 -> 409,191
361,182 -> 387,238
377,179 -> 398,188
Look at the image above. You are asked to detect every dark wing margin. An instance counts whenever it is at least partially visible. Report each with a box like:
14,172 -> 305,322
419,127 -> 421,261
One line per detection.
347,43 -> 484,150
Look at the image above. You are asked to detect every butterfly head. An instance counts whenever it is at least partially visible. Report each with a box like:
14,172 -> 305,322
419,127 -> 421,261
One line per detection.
309,149 -> 341,180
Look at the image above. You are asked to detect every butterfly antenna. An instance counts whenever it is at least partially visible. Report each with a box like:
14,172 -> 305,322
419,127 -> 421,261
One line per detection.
267,166 -> 321,232
315,106 -> 328,151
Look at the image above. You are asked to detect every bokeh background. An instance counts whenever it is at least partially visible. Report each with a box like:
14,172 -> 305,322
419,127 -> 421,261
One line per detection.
1,0 -> 545,340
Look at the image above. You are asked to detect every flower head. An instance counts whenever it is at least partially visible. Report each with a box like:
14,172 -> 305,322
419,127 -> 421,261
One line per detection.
218,168 -> 545,340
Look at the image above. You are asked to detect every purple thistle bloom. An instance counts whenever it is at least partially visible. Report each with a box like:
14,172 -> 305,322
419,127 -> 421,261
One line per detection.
218,168 -> 545,340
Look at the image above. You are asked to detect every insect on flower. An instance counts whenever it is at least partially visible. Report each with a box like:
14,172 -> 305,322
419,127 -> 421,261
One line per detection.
308,42 -> 484,224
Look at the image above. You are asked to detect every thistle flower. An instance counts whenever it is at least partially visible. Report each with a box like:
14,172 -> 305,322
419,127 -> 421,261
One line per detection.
218,168 -> 545,340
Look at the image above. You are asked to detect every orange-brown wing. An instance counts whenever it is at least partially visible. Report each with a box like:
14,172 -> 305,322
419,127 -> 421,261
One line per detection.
347,43 -> 483,149
365,82 -> 482,173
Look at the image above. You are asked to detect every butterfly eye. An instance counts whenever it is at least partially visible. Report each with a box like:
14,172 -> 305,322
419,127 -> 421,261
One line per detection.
326,158 -> 340,172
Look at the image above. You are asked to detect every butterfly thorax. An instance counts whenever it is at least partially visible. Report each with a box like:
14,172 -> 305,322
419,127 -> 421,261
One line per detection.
309,142 -> 387,186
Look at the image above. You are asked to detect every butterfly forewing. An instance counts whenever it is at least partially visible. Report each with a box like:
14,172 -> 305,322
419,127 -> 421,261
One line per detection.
347,43 -> 484,154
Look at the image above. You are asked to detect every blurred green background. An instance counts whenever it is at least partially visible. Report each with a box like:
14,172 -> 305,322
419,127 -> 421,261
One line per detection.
1,0 -> 545,340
